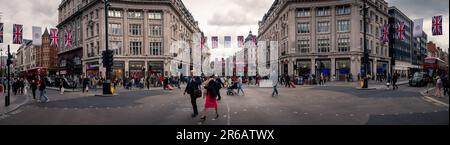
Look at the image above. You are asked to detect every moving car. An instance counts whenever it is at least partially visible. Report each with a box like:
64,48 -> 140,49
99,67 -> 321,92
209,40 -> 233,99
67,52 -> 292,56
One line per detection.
409,72 -> 431,87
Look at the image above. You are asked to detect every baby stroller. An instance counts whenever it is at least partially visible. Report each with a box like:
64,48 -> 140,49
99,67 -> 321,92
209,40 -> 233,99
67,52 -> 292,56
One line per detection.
227,83 -> 238,96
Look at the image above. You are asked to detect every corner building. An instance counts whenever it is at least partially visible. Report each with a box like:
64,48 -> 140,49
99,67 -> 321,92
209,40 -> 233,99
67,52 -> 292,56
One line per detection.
258,0 -> 391,81
57,0 -> 201,80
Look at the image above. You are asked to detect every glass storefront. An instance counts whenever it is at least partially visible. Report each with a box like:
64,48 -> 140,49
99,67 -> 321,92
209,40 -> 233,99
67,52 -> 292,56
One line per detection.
148,61 -> 164,76
297,60 -> 311,77
335,59 -> 350,81
113,61 -> 125,80
129,61 -> 145,79
316,59 -> 331,78
86,62 -> 99,78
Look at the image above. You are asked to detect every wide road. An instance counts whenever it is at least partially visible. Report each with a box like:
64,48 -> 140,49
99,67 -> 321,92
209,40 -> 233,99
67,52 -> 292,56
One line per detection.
0,82 -> 448,125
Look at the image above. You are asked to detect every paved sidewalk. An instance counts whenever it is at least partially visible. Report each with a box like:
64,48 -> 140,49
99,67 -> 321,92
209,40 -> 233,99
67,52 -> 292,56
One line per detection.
0,93 -> 30,116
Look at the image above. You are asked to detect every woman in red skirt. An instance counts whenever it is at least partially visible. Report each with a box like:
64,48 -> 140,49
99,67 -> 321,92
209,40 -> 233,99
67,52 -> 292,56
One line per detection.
200,75 -> 219,121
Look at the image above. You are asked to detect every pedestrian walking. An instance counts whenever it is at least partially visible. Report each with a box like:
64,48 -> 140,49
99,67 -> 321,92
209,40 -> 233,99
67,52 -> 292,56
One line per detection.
435,76 -> 442,97
237,77 -> 245,96
442,75 -> 449,96
184,76 -> 201,118
59,78 -> 65,95
38,78 -> 49,103
31,79 -> 37,99
386,73 -> 392,89
146,77 -> 150,90
271,71 -> 279,97
200,75 -> 220,122
216,77 -> 224,101
392,73 -> 399,90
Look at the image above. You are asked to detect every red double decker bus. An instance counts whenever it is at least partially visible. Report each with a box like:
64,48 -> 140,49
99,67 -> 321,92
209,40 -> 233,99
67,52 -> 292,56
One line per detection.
20,67 -> 48,82
423,57 -> 447,76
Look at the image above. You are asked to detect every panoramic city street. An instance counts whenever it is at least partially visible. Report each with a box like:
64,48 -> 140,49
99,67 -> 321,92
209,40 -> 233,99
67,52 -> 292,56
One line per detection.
1,80 -> 448,125
0,0 -> 449,127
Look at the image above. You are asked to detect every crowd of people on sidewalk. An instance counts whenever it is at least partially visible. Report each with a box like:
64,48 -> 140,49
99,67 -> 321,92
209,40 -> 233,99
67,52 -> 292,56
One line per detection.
0,77 -> 49,103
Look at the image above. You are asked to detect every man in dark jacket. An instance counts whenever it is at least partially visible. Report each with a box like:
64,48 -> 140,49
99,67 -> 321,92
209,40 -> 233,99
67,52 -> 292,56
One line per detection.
82,77 -> 90,93
39,79 -> 49,103
442,74 -> 449,96
31,79 -> 37,99
216,77 -> 224,101
392,73 -> 399,90
184,76 -> 201,117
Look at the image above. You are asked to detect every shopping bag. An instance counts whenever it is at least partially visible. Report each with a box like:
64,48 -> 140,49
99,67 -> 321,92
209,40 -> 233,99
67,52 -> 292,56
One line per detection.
167,85 -> 174,90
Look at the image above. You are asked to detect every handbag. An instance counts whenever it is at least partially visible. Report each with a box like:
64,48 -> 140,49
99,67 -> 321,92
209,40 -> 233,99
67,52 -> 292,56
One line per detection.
194,89 -> 202,98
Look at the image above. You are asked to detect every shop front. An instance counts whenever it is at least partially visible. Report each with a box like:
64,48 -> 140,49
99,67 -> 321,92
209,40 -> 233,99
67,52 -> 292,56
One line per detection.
296,59 -> 311,77
377,61 -> 389,78
57,47 -> 83,79
316,59 -> 331,79
148,61 -> 164,76
86,61 -> 100,78
335,59 -> 351,81
113,61 -> 125,80
129,61 -> 145,79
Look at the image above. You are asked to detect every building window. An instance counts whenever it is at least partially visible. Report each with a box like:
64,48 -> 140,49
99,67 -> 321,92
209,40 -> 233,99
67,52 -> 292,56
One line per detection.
336,5 -> 351,15
337,38 -> 350,52
148,11 -> 162,19
128,10 -> 143,18
96,23 -> 99,36
108,9 -> 122,17
109,23 -> 122,35
149,25 -> 162,37
150,42 -> 163,56
297,40 -> 310,53
130,41 -> 142,55
317,21 -> 330,33
337,20 -> 350,32
90,25 -> 94,37
316,7 -> 331,16
111,41 -> 122,55
318,39 -> 330,53
297,23 -> 310,34
297,8 -> 310,17
129,24 -> 142,36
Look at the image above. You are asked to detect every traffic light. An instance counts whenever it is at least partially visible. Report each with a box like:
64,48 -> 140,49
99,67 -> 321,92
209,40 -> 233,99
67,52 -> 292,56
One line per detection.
6,53 -> 13,66
108,50 -> 114,67
102,50 -> 114,68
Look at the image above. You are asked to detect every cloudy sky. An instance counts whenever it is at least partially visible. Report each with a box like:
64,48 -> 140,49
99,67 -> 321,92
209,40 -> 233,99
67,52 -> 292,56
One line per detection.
0,0 -> 448,55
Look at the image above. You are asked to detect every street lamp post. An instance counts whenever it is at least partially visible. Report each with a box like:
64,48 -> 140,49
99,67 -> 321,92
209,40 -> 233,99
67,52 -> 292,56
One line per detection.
362,0 -> 369,88
102,0 -> 112,95
5,45 -> 11,106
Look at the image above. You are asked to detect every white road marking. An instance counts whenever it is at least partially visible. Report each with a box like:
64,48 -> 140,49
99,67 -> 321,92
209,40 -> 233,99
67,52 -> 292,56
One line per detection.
227,103 -> 230,125
423,96 -> 449,107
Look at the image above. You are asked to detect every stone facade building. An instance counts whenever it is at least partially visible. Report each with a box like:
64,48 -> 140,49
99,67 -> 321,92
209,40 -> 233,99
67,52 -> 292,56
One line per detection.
258,0 -> 391,81
57,0 -> 201,80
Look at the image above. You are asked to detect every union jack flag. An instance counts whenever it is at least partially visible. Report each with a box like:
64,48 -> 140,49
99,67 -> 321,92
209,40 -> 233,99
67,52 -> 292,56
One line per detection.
381,24 -> 389,43
212,36 -> 218,49
13,24 -> 23,44
65,29 -> 72,49
50,28 -> 59,47
397,22 -> 405,41
432,15 -> 443,36
0,23 -> 3,43
237,36 -> 244,48
200,36 -> 206,49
